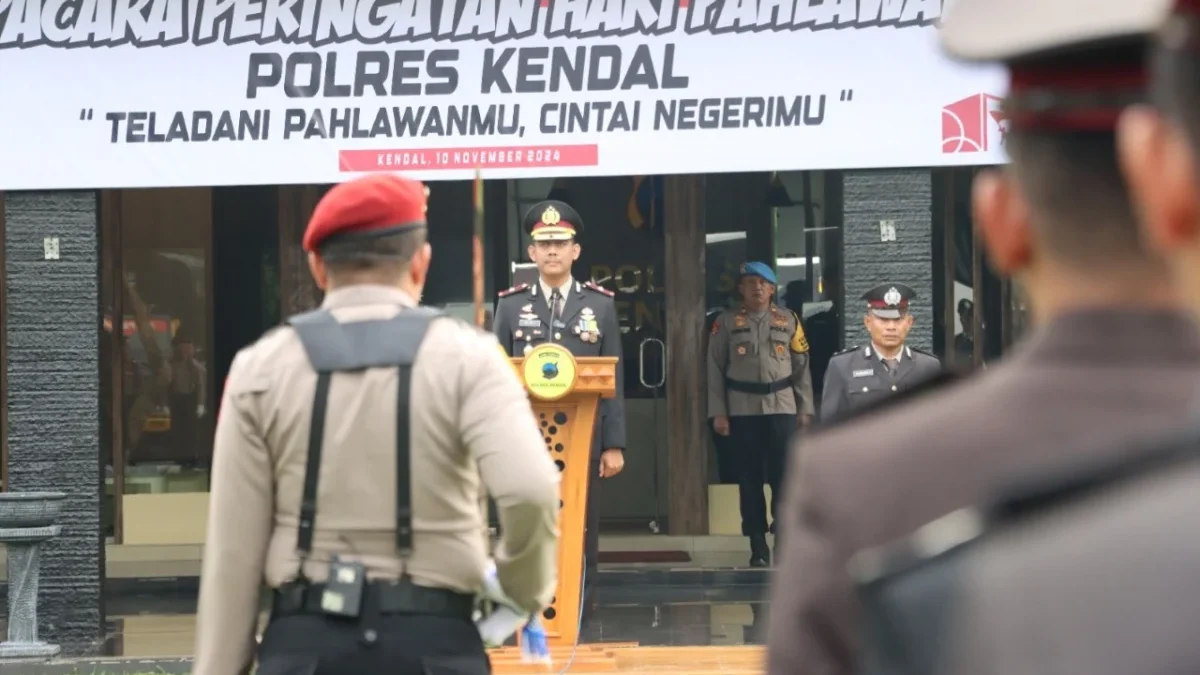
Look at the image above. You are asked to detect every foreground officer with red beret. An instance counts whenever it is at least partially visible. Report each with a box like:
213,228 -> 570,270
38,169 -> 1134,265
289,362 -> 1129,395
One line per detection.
193,174 -> 560,675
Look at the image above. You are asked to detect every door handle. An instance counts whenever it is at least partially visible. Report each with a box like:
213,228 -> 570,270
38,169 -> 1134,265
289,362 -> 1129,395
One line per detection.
638,338 -> 667,389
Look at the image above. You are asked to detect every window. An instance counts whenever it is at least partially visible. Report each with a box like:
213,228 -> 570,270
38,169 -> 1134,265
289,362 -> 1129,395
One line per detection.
101,186 -> 280,544
933,167 -> 1020,369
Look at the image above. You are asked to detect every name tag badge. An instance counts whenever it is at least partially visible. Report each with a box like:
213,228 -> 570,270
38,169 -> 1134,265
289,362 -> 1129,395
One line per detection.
518,318 -> 540,328
852,369 -> 875,378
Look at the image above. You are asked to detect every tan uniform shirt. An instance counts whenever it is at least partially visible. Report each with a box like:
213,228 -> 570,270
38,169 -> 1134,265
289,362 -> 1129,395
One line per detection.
194,285 -> 560,675
707,304 -> 814,417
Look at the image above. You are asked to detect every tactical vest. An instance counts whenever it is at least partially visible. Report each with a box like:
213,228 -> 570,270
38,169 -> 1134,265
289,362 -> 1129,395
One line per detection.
285,306 -> 442,577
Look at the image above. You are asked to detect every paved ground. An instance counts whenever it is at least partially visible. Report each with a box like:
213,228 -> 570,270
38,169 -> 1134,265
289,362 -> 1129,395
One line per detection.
89,571 -> 771,658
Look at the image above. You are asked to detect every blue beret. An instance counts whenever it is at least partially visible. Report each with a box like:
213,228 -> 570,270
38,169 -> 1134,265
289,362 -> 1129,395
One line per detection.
739,261 -> 777,285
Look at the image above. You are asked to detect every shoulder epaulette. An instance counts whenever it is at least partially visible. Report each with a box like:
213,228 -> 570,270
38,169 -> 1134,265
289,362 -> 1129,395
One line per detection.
911,347 -> 939,359
583,280 -> 615,297
498,282 -> 529,298
833,345 -> 859,357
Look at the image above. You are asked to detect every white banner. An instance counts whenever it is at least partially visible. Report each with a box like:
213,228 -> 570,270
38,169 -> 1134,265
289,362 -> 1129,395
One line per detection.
0,0 -> 1009,190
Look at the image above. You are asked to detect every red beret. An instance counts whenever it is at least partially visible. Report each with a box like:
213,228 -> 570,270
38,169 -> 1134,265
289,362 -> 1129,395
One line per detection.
303,173 -> 429,253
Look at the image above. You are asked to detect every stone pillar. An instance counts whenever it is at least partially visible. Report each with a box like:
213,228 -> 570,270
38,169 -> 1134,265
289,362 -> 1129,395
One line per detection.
4,192 -> 104,654
841,171 -> 935,352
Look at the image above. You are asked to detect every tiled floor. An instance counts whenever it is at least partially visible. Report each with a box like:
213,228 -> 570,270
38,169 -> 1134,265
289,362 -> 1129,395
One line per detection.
91,574 -> 771,658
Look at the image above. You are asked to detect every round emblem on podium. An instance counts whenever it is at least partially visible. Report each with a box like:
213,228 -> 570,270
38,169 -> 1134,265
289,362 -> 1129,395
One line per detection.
521,343 -> 578,401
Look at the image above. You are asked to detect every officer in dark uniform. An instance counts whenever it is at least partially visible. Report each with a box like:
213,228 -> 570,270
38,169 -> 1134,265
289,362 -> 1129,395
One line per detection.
820,284 -> 942,423
492,200 -> 627,609
707,261 -> 815,567
955,298 -> 976,366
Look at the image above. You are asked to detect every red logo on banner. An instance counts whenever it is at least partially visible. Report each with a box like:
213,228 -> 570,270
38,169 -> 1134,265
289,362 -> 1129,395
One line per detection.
941,93 -> 1006,153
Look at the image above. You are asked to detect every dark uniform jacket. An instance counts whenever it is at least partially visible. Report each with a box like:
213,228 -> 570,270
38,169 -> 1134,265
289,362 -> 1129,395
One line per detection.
493,278 -> 626,451
819,344 -> 942,423
765,308 -> 1200,675
943,430 -> 1200,675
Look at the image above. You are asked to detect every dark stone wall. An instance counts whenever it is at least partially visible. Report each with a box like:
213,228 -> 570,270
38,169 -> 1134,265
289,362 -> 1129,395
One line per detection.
4,192 -> 104,653
841,170 -> 934,352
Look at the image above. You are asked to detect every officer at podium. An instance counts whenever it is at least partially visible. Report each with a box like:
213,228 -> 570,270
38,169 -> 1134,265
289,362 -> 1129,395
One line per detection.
493,199 -> 627,612
194,174 -> 560,675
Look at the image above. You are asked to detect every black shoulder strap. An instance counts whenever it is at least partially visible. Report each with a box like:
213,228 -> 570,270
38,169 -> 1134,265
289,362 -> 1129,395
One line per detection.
988,422 -> 1200,523
286,307 -> 442,577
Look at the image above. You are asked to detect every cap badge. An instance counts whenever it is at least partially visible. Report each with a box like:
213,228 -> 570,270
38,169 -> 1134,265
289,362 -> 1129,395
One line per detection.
884,287 -> 902,306
739,263 -> 747,274
541,205 -> 561,226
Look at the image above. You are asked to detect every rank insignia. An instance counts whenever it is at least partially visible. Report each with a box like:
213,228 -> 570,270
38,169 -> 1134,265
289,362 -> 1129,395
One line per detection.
884,286 -> 902,306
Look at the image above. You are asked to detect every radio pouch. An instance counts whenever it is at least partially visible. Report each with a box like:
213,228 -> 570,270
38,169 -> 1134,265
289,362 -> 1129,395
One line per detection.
321,556 -> 367,618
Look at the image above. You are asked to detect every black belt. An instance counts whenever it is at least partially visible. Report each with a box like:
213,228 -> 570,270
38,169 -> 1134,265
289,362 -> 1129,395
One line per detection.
272,580 -> 476,620
725,376 -> 794,395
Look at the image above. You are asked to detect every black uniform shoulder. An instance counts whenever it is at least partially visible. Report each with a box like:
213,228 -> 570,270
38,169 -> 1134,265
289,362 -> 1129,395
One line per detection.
989,424 -> 1200,525
818,369 -> 966,430
497,282 -> 530,299
830,345 -> 860,360
910,346 -> 940,362
583,280 -> 615,298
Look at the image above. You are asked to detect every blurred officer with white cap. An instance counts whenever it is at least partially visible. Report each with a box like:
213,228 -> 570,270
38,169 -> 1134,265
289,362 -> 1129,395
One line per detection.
765,1 -> 1200,673
896,2 -> 1200,673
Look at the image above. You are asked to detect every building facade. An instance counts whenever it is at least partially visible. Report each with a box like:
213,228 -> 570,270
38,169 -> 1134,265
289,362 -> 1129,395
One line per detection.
0,0 -> 1023,651
0,166 -> 1023,550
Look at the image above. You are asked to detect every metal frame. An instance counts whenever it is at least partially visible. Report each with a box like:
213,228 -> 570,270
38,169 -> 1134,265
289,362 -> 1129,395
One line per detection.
937,169 -> 960,365
100,190 -> 126,542
0,190 -> 6,490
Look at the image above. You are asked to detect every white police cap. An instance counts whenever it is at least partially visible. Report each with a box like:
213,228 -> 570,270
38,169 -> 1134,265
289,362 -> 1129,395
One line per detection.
940,0 -> 1175,63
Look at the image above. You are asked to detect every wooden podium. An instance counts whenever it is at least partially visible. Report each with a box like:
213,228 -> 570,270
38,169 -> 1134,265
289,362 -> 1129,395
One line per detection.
509,343 -> 617,647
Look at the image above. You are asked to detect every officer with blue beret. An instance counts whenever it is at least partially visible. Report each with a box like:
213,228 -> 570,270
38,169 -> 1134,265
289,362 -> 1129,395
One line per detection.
707,261 -> 815,567
819,283 -> 942,424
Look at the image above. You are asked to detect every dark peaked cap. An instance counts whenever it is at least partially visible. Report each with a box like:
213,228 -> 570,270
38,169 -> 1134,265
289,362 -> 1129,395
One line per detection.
523,200 -> 584,242
862,283 -> 917,320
